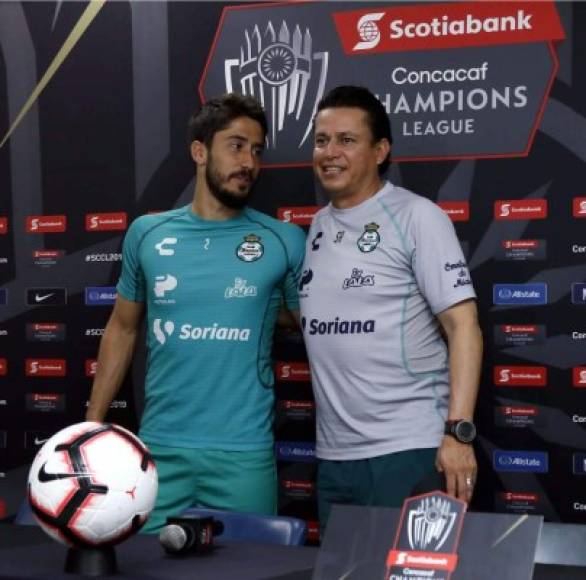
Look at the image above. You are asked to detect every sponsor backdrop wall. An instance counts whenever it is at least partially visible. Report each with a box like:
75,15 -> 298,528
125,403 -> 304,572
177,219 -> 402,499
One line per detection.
0,1 -> 585,539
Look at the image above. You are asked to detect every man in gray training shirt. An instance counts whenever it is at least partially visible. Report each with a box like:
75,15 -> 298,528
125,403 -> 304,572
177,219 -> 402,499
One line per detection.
300,86 -> 483,530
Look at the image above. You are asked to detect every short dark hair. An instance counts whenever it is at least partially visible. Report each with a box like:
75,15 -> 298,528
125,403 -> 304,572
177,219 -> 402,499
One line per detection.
316,85 -> 392,175
187,93 -> 268,148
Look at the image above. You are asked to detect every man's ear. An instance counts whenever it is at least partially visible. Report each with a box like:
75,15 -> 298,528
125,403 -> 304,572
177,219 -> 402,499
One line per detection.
375,138 -> 391,167
190,140 -> 207,166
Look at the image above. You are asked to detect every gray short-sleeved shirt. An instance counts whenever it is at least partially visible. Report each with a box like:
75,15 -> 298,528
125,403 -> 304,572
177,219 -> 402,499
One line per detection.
300,182 -> 476,460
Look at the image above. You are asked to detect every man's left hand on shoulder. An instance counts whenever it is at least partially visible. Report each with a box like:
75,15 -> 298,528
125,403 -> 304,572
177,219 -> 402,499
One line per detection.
435,435 -> 477,503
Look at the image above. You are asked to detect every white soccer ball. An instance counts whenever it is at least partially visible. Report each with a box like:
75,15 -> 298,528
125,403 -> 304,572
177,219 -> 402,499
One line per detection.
27,421 -> 158,547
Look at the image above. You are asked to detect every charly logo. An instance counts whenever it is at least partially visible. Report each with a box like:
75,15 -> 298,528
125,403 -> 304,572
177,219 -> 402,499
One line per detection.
237,234 -> 264,262
153,319 -> 175,345
311,231 -> 323,251
407,496 -> 457,552
155,237 -> 178,256
224,20 -> 329,149
357,223 -> 381,252
225,278 -> 257,299
353,12 -> 385,51
342,268 -> 375,290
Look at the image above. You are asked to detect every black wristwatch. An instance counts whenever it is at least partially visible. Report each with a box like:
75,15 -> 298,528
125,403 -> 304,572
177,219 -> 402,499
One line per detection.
444,419 -> 476,444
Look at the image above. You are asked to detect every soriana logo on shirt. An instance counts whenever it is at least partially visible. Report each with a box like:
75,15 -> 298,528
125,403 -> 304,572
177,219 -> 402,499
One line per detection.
85,212 -> 128,231
495,200 -> 547,220
436,201 -> 469,222
573,197 -> 586,218
494,366 -> 547,386
26,215 -> 67,233
277,207 -> 320,226
333,2 -> 564,55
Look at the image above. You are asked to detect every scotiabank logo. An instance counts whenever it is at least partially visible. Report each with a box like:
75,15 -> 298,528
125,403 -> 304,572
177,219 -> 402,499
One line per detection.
502,325 -> 538,334
353,12 -> 385,50
437,201 -> 469,222
495,200 -> 547,220
494,366 -> 547,386
278,206 -> 320,226
85,359 -> 98,377
26,215 -> 67,233
334,2 -> 564,55
0,358 -> 6,376
0,217 -> 7,234
501,406 -> 539,417
573,367 -> 586,388
85,212 -> 127,231
25,358 -> 66,377
502,240 -> 539,249
573,198 -> 586,218
276,362 -> 311,381
501,492 -> 538,503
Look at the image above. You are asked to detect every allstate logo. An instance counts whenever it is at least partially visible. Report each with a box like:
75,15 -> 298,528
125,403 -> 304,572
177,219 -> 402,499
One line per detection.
354,12 -> 384,51
498,288 -> 512,299
224,21 -> 329,149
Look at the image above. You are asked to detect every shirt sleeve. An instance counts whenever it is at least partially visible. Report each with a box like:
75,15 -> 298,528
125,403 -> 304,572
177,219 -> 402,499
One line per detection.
116,219 -> 146,303
411,198 -> 476,315
281,224 -> 307,311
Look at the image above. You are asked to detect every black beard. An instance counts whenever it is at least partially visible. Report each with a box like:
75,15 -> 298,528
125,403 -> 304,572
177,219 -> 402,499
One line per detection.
206,164 -> 253,210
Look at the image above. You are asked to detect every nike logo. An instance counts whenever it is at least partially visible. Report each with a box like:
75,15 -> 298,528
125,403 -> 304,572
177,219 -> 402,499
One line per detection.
38,462 -> 90,482
35,293 -> 54,303
34,437 -> 49,446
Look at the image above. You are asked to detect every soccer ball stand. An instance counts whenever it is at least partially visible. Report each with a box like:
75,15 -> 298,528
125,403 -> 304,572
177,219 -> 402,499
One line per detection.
27,421 -> 158,575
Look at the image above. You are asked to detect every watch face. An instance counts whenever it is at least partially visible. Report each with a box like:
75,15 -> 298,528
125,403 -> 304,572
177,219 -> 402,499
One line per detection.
455,421 -> 476,443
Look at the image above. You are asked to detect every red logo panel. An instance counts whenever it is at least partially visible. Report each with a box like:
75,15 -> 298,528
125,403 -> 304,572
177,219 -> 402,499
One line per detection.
333,2 -> 565,55
85,359 -> 98,377
573,367 -> 586,388
573,197 -> 586,218
277,207 -> 320,225
275,362 -> 311,381
494,366 -> 547,386
26,215 -> 67,233
0,217 -> 7,234
25,359 -> 66,377
0,358 -> 6,376
85,212 -> 128,231
495,200 -> 547,220
501,324 -> 538,334
437,201 -> 470,222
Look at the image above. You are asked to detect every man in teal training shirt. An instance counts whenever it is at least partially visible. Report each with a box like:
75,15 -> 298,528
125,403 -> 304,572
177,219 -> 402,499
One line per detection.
86,94 -> 305,532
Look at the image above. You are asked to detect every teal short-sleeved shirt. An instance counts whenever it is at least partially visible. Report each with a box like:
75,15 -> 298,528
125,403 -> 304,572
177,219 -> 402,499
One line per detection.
117,205 -> 305,451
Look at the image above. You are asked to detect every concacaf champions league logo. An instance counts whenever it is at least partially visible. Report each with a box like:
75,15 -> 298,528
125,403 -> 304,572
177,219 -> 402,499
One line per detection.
224,20 -> 329,148
407,496 -> 458,552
